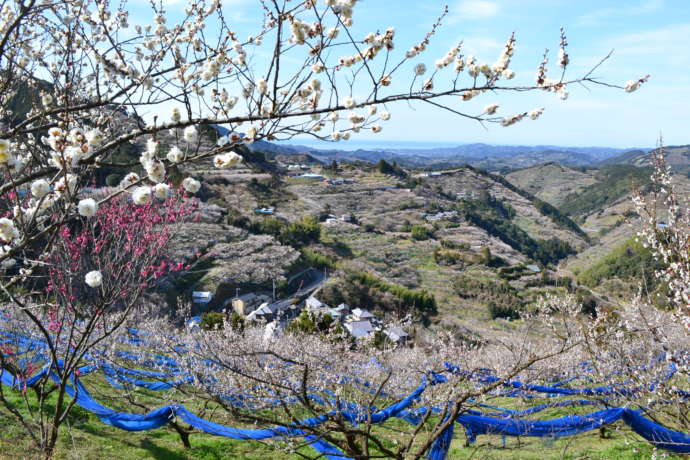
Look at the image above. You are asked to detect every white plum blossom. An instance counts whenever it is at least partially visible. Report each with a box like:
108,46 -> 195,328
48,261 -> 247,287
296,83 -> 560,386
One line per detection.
77,198 -> 98,217
146,138 -> 159,155
183,125 -> 198,143
414,63 -> 426,76
171,107 -> 182,122
245,126 -> 257,141
166,146 -> 184,163
31,179 -> 51,198
625,75 -> 650,93
54,174 -> 77,195
484,104 -> 499,115
0,139 -> 13,164
120,172 -> 140,188
380,111 -> 391,121
153,183 -> 171,200
0,218 -> 18,242
132,186 -> 152,205
85,129 -> 103,146
256,78 -> 268,95
528,107 -> 544,120
342,96 -> 355,109
84,270 -> 102,288
182,177 -> 201,193
213,151 -> 243,168
371,125 -> 382,133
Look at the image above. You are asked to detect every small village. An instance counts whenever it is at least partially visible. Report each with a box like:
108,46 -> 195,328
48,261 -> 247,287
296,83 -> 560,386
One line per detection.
189,285 -> 409,345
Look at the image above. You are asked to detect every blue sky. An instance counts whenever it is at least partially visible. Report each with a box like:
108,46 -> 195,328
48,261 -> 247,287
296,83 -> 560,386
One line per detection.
151,0 -> 690,148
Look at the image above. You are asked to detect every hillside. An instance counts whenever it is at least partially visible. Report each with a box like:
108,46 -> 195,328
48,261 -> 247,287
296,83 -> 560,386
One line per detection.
505,163 -> 598,208
600,145 -> 690,173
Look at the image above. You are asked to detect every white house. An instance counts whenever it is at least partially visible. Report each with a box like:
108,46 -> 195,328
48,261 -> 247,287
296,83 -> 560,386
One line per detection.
192,291 -> 213,305
351,308 -> 374,321
384,326 -> 409,344
306,296 -> 328,311
345,320 -> 374,338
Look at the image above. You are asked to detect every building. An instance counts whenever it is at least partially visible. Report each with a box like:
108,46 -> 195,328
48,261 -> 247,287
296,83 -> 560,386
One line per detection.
232,293 -> 261,315
351,308 -> 374,321
384,326 -> 409,344
426,211 -> 458,222
299,173 -> 325,180
327,303 -> 351,322
305,295 -> 329,312
345,320 -> 374,338
246,302 -> 275,323
525,264 -> 541,273
192,291 -> 213,306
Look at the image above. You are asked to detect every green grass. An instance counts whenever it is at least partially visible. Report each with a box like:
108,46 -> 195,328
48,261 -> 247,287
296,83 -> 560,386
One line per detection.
1,381 -> 684,460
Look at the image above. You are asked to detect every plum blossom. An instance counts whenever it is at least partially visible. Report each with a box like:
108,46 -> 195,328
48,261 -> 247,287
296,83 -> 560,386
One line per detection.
84,270 -> 102,288
0,218 -> 18,242
484,104 -> 499,115
120,172 -> 140,188
183,125 -> 198,143
0,139 -> 13,164
153,183 -> 171,200
213,151 -> 243,168
132,186 -> 152,205
166,146 -> 184,163
182,177 -> 201,193
78,198 -> 98,217
528,107 -> 544,120
31,179 -> 51,198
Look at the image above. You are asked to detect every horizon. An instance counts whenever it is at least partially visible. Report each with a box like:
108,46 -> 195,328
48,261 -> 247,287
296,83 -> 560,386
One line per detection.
279,138 -> 651,152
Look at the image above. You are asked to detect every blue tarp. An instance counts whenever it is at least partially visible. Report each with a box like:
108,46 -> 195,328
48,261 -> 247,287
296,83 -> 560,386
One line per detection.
1,327 -> 689,458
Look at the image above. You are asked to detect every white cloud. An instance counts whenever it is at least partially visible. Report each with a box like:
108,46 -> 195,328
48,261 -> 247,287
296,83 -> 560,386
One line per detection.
577,0 -> 664,26
460,36 -> 504,57
451,1 -> 499,21
606,23 -> 690,67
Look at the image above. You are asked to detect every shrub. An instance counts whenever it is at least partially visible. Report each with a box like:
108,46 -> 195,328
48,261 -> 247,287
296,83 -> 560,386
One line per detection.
201,312 -> 225,330
411,225 -> 432,241
488,301 -> 520,320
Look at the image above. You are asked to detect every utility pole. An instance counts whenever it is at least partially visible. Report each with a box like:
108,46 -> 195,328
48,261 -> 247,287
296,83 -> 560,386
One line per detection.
272,278 -> 276,301
235,287 -> 239,299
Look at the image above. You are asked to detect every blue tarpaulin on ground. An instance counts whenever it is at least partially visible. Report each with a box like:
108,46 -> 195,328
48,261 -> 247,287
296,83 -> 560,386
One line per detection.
1,327 -> 689,459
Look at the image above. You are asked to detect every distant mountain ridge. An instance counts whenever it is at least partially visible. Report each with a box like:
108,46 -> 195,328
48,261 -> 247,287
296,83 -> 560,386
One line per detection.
241,136 -> 646,171
599,145 -> 690,173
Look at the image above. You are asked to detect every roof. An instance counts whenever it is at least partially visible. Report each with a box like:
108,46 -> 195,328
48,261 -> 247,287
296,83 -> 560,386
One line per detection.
306,296 -> 326,309
384,326 -> 409,342
352,308 -> 374,319
192,291 -> 213,303
525,264 -> 541,273
345,320 -> 374,338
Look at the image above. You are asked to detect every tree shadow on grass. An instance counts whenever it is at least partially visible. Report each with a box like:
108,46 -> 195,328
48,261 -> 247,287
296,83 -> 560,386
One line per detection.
140,439 -> 189,460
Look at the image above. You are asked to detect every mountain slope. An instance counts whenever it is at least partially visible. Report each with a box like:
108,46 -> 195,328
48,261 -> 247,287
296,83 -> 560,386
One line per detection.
505,163 -> 598,208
